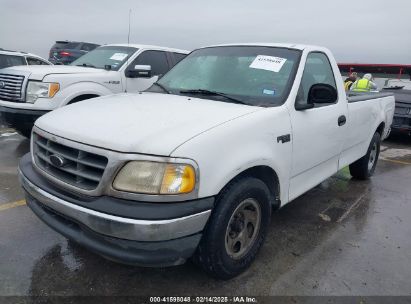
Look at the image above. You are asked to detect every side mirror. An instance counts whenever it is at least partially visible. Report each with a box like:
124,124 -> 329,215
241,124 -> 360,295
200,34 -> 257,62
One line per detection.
125,65 -> 152,78
308,83 -> 338,104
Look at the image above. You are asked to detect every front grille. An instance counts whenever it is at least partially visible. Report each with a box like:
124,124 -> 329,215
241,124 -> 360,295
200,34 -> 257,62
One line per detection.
32,133 -> 108,190
0,73 -> 25,102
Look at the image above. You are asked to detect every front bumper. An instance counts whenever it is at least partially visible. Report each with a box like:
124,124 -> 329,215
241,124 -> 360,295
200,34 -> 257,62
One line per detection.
0,105 -> 48,131
19,155 -> 213,266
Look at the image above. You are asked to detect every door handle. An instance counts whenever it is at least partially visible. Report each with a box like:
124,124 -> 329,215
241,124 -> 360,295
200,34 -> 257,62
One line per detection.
338,115 -> 346,126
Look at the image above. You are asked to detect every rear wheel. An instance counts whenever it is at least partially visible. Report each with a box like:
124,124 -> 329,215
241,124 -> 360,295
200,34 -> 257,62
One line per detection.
193,177 -> 272,280
349,132 -> 381,179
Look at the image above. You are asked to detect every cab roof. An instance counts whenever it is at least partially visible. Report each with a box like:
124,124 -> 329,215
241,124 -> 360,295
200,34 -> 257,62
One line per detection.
0,49 -> 28,56
102,44 -> 190,54
200,43 -> 322,51
0,49 -> 46,59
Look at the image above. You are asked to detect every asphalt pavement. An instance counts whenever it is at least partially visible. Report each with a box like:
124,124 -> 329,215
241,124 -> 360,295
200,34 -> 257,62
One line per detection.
0,129 -> 410,297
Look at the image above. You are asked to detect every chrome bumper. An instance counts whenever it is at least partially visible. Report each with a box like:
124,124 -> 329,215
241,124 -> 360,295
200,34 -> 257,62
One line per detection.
19,170 -> 211,242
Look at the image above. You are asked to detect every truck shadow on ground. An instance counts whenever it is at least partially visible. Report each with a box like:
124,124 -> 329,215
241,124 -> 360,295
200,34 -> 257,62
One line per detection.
27,171 -> 372,296
386,133 -> 411,146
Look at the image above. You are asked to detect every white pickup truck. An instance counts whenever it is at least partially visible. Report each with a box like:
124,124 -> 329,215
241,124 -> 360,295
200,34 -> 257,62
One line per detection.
18,43 -> 395,279
0,44 -> 188,137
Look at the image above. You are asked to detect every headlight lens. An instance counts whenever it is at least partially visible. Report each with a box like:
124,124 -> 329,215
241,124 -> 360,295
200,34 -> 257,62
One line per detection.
113,161 -> 196,195
26,81 -> 60,103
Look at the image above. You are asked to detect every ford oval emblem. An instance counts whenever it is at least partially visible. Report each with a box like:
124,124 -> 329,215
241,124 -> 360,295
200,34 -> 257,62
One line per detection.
0,81 -> 5,89
49,154 -> 66,167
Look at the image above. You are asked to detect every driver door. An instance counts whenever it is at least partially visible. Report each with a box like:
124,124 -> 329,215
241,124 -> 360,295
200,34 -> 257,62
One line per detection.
124,50 -> 170,92
288,52 -> 347,200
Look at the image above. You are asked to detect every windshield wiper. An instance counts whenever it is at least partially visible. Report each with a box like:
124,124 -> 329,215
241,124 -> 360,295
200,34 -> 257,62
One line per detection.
179,89 -> 247,105
153,82 -> 170,94
76,63 -> 96,68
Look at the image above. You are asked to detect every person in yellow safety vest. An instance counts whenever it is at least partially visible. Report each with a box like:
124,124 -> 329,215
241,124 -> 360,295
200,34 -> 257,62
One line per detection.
344,72 -> 358,91
350,73 -> 378,92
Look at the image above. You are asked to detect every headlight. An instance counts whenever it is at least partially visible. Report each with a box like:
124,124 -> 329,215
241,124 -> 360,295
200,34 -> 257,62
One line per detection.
26,81 -> 60,103
113,161 -> 196,195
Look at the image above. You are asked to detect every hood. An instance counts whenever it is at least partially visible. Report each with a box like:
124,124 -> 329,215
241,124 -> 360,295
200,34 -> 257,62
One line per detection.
35,92 -> 262,155
1,65 -> 107,81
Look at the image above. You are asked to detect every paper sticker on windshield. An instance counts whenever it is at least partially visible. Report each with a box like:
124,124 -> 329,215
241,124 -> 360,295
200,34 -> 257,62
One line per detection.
110,53 -> 128,61
249,55 -> 287,72
262,89 -> 275,95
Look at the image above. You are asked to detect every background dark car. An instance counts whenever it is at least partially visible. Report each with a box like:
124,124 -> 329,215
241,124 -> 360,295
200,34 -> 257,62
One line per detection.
48,41 -> 100,65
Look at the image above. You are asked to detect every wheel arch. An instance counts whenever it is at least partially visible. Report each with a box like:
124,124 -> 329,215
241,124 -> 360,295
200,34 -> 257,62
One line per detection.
375,121 -> 385,136
217,165 -> 281,209
59,81 -> 114,106
67,94 -> 100,104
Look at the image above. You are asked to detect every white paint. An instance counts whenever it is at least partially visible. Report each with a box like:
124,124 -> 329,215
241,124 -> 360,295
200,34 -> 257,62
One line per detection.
288,98 -> 347,201
35,92 -> 261,156
0,44 -> 189,112
31,44 -> 395,207
337,191 -> 368,223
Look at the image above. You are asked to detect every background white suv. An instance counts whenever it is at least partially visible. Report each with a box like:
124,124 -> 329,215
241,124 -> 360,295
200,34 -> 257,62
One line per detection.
0,49 -> 52,69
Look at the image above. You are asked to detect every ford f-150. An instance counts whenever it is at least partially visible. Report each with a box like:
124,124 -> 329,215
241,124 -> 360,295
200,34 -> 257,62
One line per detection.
18,43 -> 395,279
0,44 -> 188,137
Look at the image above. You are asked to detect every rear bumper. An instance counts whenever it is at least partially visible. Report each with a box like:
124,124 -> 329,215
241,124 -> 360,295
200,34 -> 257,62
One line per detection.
0,105 -> 48,131
391,116 -> 411,134
18,155 -> 213,266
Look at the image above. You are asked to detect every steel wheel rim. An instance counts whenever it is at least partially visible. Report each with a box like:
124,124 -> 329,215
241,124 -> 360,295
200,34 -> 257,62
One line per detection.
368,142 -> 377,171
225,198 -> 261,260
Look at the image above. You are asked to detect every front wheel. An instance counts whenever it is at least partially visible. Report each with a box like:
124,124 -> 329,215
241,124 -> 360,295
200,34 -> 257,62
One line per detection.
193,177 -> 272,280
349,132 -> 381,179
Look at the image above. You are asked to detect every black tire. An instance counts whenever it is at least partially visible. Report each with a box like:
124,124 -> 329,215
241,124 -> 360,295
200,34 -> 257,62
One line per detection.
193,177 -> 272,280
349,132 -> 381,180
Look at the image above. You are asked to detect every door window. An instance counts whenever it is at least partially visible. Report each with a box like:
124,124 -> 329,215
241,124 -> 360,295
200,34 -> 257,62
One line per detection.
131,51 -> 169,77
297,52 -> 337,105
27,57 -> 49,65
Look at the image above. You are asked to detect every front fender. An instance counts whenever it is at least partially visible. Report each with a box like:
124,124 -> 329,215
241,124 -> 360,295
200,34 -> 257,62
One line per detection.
171,106 -> 293,205
58,82 -> 114,106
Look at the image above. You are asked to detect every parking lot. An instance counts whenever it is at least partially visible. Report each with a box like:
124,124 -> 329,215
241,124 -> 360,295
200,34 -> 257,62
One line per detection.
0,128 -> 410,296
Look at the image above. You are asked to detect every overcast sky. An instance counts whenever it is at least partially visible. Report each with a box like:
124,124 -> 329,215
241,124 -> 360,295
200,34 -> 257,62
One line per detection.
1,0 -> 410,64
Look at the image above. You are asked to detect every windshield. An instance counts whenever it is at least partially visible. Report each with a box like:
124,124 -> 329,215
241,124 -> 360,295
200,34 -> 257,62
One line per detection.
156,46 -> 301,106
52,42 -> 80,49
71,46 -> 137,71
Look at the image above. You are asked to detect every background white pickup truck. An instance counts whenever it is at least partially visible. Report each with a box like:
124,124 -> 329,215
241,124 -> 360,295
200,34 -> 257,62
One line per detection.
18,43 -> 395,279
0,44 -> 188,136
